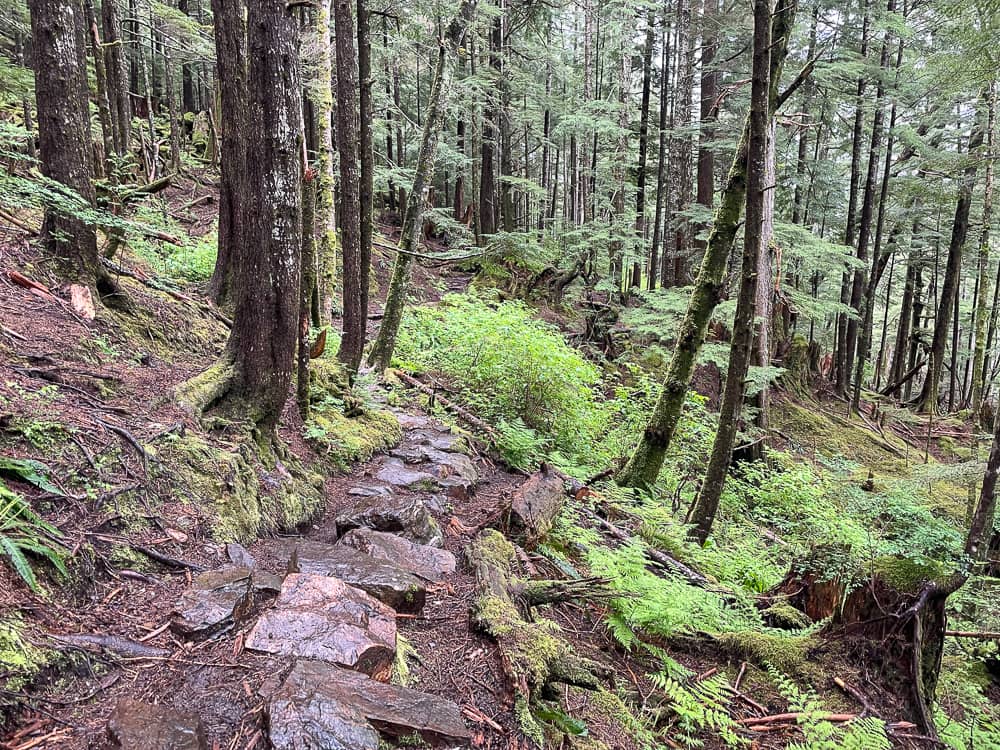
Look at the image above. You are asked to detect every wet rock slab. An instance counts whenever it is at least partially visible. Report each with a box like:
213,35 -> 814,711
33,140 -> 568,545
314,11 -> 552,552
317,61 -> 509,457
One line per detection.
336,495 -> 443,547
245,573 -> 396,676
376,457 -> 437,489
339,528 -> 456,582
409,428 -> 468,453
171,566 -> 282,637
272,539 -> 426,612
265,659 -> 471,749
106,698 -> 208,750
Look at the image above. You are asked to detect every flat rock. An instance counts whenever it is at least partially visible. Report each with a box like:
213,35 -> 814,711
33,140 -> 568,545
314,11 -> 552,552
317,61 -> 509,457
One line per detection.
272,539 -> 426,612
376,457 -> 437,489
336,495 -> 443,547
265,660 -> 471,749
388,444 -> 428,463
409,428 -> 467,453
171,566 -> 282,637
106,699 -> 207,750
245,573 -> 396,676
393,413 -> 435,430
339,528 -> 456,582
347,484 -> 393,498
226,542 -> 255,568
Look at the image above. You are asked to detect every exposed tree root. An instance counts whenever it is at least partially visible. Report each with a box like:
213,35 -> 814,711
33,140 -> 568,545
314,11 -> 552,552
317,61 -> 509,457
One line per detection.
466,529 -> 613,747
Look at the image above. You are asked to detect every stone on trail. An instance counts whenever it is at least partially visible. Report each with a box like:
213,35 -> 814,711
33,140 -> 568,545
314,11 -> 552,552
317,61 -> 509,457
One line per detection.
409,428 -> 468,453
393,412 -> 435,430
245,573 -> 396,676
171,566 -> 282,637
376,457 -> 437,489
226,542 -> 255,568
265,660 -> 472,749
336,494 -> 443,547
106,698 -> 208,750
272,539 -> 426,612
340,528 -> 456,582
347,483 -> 393,498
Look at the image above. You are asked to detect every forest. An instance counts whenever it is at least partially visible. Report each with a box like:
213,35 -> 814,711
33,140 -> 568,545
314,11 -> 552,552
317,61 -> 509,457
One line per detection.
1,0 -> 1000,746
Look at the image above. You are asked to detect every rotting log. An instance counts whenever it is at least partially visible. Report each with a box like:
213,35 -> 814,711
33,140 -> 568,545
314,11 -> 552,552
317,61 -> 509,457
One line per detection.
506,465 -> 565,547
466,529 -> 612,747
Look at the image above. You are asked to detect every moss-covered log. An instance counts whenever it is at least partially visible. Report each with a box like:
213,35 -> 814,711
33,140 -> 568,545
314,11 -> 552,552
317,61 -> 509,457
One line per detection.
506,466 -> 566,546
466,530 -> 612,747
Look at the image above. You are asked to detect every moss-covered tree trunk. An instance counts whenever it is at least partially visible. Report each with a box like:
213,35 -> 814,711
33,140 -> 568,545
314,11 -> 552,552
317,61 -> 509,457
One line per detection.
687,0 -> 771,543
177,0 -> 302,441
615,0 -> 798,490
367,0 -> 478,373
298,170 -> 317,420
83,0 -> 116,180
313,0 -> 338,326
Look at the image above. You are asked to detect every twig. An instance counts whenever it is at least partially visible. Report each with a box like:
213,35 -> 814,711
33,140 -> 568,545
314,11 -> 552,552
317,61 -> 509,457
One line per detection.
97,419 -> 150,466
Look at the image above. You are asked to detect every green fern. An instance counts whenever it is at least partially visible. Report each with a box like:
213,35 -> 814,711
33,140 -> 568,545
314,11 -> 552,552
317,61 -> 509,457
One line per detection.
0,482 -> 66,593
648,670 -> 746,748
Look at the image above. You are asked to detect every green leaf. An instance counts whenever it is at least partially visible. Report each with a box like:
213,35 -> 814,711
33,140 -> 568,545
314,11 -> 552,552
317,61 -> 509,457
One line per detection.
0,457 -> 64,496
0,535 -> 40,593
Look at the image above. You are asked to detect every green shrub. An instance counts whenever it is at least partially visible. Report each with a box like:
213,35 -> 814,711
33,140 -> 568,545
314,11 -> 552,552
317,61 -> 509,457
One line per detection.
395,293 -> 604,467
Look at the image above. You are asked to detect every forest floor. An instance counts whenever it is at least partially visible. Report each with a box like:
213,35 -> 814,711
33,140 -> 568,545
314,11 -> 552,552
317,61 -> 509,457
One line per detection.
0,174 -> 988,750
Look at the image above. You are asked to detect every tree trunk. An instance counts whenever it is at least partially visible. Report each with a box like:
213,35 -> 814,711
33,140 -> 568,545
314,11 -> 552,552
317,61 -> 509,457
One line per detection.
648,10 -> 670,291
298,168 -> 317,420
694,0 -> 717,254
835,0 -> 870,396
917,129 -> 983,412
314,0 -> 338,326
207,0 -> 248,307
100,0 -> 130,156
177,0 -> 302,440
333,0 -> 364,372
28,0 -> 117,297
633,9 -> 656,289
972,82 -> 996,424
367,0 -> 478,373
688,0 -> 771,543
479,14 -> 500,238
357,0 -> 374,360
83,0 -> 116,179
616,0 -> 798,490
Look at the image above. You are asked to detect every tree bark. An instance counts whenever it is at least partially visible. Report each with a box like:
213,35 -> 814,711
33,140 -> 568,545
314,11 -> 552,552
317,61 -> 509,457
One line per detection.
207,0 -> 248,307
28,0 -> 117,296
100,0 -> 130,156
648,9 -> 670,291
177,0 -> 302,440
332,0 -> 364,372
972,82 -> 996,424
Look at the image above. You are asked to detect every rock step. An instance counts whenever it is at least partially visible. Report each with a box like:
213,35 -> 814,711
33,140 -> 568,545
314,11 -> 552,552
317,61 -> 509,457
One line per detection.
265,659 -> 472,750
336,494 -> 444,547
340,527 -> 456,582
245,573 -> 396,678
171,566 -> 282,638
271,538 -> 427,613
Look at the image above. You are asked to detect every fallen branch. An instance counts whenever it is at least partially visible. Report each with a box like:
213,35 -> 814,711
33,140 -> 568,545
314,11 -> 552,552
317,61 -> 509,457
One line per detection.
738,712 -> 857,726
945,629 -> 1000,639
390,369 -> 498,443
101,258 -> 232,327
130,543 -> 206,572
49,633 -> 170,659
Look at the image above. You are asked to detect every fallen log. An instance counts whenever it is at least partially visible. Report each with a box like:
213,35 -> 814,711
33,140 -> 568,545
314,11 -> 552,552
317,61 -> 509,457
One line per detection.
506,465 -> 565,546
581,508 -> 718,591
466,529 -> 611,747
945,629 -> 1000,639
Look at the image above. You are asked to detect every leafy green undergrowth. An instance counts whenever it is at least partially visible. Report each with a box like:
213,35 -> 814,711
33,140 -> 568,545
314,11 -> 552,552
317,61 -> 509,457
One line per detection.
127,198 -> 218,283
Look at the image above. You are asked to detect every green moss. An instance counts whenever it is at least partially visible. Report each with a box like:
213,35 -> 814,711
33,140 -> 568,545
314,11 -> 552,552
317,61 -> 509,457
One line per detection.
306,408 -> 401,471
872,555 -> 951,594
471,528 -> 519,573
157,431 -> 322,542
0,617 -> 49,693
762,602 -> 813,629
715,630 -> 810,673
